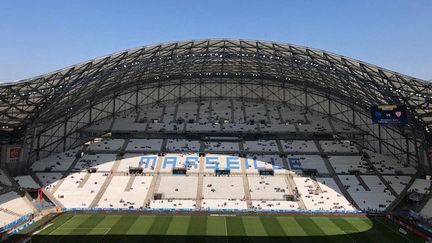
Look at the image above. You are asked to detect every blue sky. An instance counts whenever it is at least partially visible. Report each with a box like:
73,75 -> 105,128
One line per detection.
0,0 -> 431,82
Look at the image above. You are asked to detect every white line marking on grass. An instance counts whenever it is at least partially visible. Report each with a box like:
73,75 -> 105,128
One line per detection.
374,217 -> 412,243
49,215 -> 75,235
60,227 -> 111,230
224,216 -> 228,243
33,223 -> 53,235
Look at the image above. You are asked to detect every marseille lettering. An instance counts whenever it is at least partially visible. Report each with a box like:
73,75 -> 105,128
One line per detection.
138,155 -> 283,170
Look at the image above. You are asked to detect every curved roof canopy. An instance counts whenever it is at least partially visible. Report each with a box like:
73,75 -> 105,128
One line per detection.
0,39 -> 431,139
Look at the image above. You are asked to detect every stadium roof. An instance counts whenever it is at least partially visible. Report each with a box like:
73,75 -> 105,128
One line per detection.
0,39 -> 431,140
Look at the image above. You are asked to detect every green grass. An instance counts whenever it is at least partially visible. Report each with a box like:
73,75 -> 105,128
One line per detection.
22,213 -> 424,243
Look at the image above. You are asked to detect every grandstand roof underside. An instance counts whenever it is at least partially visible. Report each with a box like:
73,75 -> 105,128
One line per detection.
0,39 -> 431,139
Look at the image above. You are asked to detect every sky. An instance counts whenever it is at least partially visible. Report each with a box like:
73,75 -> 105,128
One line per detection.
0,0 -> 431,83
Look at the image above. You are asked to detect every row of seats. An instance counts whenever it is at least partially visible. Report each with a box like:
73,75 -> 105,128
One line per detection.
33,166 -> 424,213
86,100 -> 360,134
0,191 -> 33,229
293,177 -> 355,211
339,175 -> 395,211
30,145 -> 417,178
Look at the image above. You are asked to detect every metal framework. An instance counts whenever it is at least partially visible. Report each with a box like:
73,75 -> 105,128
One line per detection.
0,39 -> 430,169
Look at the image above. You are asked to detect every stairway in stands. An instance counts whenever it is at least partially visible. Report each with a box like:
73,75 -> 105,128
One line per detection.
314,140 -> 360,209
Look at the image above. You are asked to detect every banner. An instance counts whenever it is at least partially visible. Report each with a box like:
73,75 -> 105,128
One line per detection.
6,146 -> 20,164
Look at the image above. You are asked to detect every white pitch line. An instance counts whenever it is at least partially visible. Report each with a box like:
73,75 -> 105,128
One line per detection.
59,227 -> 111,230
49,215 -> 75,235
224,216 -> 228,243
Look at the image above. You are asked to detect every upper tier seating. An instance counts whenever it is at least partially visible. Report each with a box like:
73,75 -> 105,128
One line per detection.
146,122 -> 183,132
74,154 -> 117,171
366,150 -> 416,174
408,179 -> 431,194
162,105 -> 176,123
83,100 -> 363,136
186,123 -> 220,133
223,123 -> 257,133
244,140 -> 279,153
420,198 -> 432,219
339,175 -> 394,211
266,105 -> 282,124
87,139 -> 124,152
0,169 -> 13,186
244,102 -> 268,122
14,175 -> 40,189
259,123 -> 297,133
231,100 -> 246,123
36,172 -> 62,190
279,107 -> 306,124
166,139 -> 200,152
111,114 -> 147,131
281,140 -> 318,153
328,156 -> 371,174
383,176 -> 412,194
204,141 -> 239,152
30,148 -> 80,172
298,115 -> 332,133
287,155 -> 329,174
176,101 -> 198,122
138,105 -> 163,122
319,141 -> 358,153
211,100 -> 232,122
125,139 -> 163,152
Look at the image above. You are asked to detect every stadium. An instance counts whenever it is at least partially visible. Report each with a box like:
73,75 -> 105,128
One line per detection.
0,39 -> 431,242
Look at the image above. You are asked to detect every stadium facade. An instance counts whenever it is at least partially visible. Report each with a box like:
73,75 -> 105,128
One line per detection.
0,39 -> 430,172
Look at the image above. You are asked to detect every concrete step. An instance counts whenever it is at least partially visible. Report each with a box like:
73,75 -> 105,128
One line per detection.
23,191 -> 40,213
0,207 -> 22,217
78,173 -> 91,188
311,177 -> 323,193
362,155 -> 398,197
386,175 -> 418,212
239,157 -> 252,208
124,175 -> 136,192
313,140 -> 360,209
142,156 -> 164,207
64,145 -> 87,175
42,188 -> 65,208
196,156 -> 205,209
196,175 -> 204,209
89,174 -> 114,208
286,175 -> 307,210
355,175 -> 371,191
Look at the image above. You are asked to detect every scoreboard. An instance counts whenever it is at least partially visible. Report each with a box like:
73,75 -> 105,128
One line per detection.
371,105 -> 407,125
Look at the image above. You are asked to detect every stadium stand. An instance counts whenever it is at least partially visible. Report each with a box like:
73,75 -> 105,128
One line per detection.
1,40 -> 431,238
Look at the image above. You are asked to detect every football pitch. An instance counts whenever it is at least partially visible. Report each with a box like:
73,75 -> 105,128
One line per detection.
22,213 -> 423,243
